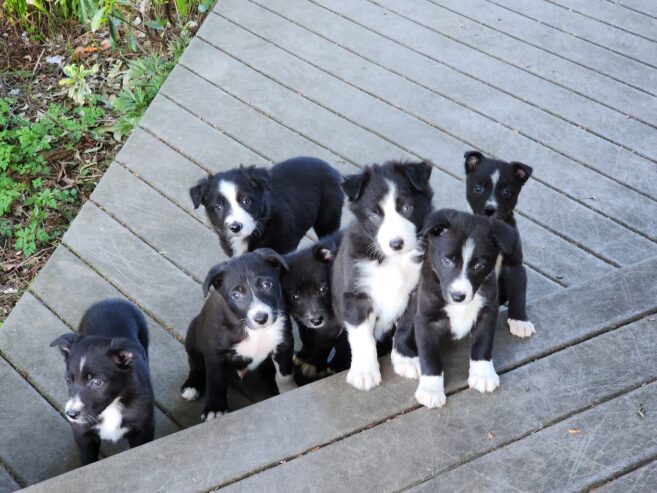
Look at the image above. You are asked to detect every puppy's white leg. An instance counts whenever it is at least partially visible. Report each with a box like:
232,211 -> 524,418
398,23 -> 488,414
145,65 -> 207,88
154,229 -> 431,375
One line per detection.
181,387 -> 200,401
273,360 -> 296,394
508,318 -> 536,338
468,360 -> 500,393
346,313 -> 381,391
391,347 -> 421,380
415,375 -> 446,408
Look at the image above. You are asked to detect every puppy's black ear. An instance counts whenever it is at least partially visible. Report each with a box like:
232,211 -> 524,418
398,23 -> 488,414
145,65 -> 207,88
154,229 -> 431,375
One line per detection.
421,209 -> 454,237
342,170 -> 369,202
490,218 -> 521,260
242,165 -> 271,191
396,160 -> 433,192
464,151 -> 484,174
203,263 -> 226,297
312,244 -> 336,263
109,339 -> 136,369
254,248 -> 289,273
190,176 -> 210,209
511,162 -> 533,185
49,333 -> 77,359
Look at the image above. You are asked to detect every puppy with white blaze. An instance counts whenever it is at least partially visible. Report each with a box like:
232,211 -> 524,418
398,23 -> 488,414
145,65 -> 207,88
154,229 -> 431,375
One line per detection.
189,156 -> 344,257
394,209 -> 520,408
332,160 -> 433,391
464,150 -> 535,338
181,249 -> 295,421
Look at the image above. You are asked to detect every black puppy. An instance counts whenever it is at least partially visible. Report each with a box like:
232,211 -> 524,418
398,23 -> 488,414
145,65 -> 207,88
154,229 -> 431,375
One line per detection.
464,150 -> 535,338
332,160 -> 433,391
181,249 -> 295,421
393,209 -> 519,408
282,232 -> 349,379
190,156 -> 344,257
50,299 -> 154,465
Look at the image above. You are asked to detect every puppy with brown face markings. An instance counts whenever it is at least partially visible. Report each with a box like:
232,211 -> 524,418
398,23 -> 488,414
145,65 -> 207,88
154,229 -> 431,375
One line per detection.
181,249 -> 295,421
464,151 -> 535,339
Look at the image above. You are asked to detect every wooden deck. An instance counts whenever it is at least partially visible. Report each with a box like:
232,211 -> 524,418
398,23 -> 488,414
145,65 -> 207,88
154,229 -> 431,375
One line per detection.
2,0 -> 657,491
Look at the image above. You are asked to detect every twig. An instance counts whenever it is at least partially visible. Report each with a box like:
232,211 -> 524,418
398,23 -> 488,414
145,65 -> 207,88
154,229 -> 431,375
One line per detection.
32,48 -> 46,76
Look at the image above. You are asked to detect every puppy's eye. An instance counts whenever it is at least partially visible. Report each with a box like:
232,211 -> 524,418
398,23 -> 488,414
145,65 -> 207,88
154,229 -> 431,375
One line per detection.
88,378 -> 102,388
240,197 -> 251,206
261,280 -> 273,290
474,184 -> 484,194
472,262 -> 485,272
291,293 -> 301,302
231,290 -> 243,300
501,187 -> 512,198
441,256 -> 454,267
401,204 -> 413,215
319,286 -> 329,295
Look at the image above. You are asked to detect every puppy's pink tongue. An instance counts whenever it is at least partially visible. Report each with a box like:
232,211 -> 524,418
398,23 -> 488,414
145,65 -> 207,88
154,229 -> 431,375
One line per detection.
237,369 -> 246,379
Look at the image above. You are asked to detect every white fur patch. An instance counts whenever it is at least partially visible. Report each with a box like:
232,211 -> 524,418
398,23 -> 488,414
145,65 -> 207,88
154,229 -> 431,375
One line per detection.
181,387 -> 200,401
219,180 -> 256,255
376,181 -> 418,257
234,318 -> 285,371
448,238 -> 475,304
345,312 -> 381,391
65,394 -> 84,416
273,360 -> 296,393
494,253 -> 503,278
202,410 -> 226,422
468,360 -> 500,393
391,347 -> 420,380
79,356 -> 86,374
415,374 -> 446,408
508,318 -> 536,338
444,292 -> 486,340
95,398 -> 128,442
485,170 -> 500,209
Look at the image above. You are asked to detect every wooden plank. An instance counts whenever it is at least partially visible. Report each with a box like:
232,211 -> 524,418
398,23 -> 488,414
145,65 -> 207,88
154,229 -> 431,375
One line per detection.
615,0 -> 657,17
220,317 -> 657,492
597,459 -> 657,493
490,0 -> 657,67
411,380 -> 657,492
0,465 -> 19,493
22,257 -> 657,492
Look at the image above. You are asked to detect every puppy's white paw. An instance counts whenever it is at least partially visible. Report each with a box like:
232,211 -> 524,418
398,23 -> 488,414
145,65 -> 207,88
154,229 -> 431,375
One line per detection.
468,360 -> 500,394
293,354 -> 305,366
346,368 -> 381,391
201,410 -> 226,422
415,375 -> 446,408
181,387 -> 200,401
391,348 -> 420,380
275,375 -> 297,394
508,319 -> 535,338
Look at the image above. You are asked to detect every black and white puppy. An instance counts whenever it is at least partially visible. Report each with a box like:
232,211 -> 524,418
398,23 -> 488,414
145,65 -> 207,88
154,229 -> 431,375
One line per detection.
464,150 -> 535,338
50,299 -> 154,465
393,209 -> 519,408
282,232 -> 348,379
190,157 -> 344,257
181,249 -> 295,421
332,160 -> 433,391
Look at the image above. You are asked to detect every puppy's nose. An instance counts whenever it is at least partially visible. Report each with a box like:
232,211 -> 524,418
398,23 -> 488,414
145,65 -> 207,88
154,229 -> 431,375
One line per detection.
229,222 -> 243,233
310,316 -> 324,327
253,312 -> 269,325
484,206 -> 496,216
66,409 -> 80,420
450,291 -> 466,303
389,237 -> 404,251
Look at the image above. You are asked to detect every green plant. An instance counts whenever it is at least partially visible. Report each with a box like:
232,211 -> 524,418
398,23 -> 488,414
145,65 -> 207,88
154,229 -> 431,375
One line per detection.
59,64 -> 99,105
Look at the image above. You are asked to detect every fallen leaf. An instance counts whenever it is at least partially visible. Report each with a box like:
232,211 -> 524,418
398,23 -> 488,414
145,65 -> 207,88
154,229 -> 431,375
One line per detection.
568,428 -> 581,435
487,432 -> 494,440
647,316 -> 656,322
638,405 -> 646,418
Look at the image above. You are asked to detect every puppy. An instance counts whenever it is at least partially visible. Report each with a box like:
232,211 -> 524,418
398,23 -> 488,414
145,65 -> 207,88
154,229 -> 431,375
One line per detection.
393,209 -> 519,408
181,249 -> 295,421
50,299 -> 154,465
464,150 -> 535,338
332,160 -> 433,391
189,156 -> 344,257
282,232 -> 349,379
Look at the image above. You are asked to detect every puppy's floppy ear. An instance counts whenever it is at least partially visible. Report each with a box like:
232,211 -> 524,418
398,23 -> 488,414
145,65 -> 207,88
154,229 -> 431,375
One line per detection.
242,165 -> 271,191
511,162 -> 533,185
396,160 -> 433,192
190,176 -> 210,209
490,218 -> 521,260
203,262 -> 226,297
49,333 -> 77,359
109,338 -> 136,369
342,169 -> 370,202
254,248 -> 289,273
464,151 -> 484,174
421,209 -> 455,237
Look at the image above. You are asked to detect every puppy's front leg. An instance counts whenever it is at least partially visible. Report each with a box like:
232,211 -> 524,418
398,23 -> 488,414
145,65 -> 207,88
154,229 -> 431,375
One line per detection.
414,316 -> 449,408
273,321 -> 296,394
74,428 -> 101,466
344,293 -> 379,391
202,353 -> 228,421
302,332 -> 334,379
391,291 -> 420,380
469,307 -> 500,394
127,420 -> 154,449
504,260 -> 535,339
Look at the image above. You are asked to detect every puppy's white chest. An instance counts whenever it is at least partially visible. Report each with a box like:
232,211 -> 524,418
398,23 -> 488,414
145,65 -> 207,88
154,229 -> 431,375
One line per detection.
444,293 -> 486,340
96,398 -> 128,442
234,320 -> 285,370
355,253 -> 421,335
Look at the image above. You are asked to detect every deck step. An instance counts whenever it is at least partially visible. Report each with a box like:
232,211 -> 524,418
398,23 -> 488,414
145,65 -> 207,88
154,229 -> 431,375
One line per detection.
22,255 -> 657,492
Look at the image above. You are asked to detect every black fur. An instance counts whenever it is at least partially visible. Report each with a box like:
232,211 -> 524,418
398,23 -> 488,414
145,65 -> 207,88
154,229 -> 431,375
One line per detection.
50,299 -> 154,465
189,157 -> 344,256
